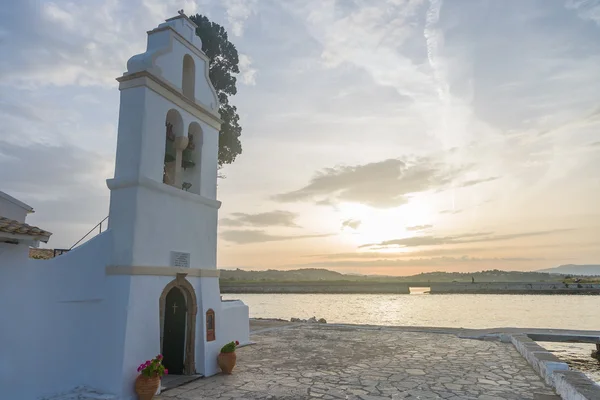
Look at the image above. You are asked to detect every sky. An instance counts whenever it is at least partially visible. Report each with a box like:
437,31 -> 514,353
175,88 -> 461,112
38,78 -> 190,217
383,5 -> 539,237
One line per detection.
1,0 -> 599,276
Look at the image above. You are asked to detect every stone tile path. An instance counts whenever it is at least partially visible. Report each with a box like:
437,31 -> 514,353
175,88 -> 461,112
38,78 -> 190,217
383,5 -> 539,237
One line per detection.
158,324 -> 556,399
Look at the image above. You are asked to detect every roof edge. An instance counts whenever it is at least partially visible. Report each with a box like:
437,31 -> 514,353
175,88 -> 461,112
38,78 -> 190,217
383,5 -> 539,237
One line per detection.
0,191 -> 34,213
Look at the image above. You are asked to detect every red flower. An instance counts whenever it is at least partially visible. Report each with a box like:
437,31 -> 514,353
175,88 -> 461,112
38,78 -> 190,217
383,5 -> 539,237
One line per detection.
235,340 -> 239,346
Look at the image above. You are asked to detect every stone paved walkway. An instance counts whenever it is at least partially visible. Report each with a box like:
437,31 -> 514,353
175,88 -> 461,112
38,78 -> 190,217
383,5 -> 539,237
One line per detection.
158,324 -> 556,399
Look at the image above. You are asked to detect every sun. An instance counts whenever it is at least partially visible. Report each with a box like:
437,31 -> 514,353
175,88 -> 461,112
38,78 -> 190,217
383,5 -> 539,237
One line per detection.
338,199 -> 435,247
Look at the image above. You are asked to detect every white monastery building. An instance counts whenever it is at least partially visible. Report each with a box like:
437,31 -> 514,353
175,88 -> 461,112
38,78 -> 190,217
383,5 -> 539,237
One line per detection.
0,12 -> 249,400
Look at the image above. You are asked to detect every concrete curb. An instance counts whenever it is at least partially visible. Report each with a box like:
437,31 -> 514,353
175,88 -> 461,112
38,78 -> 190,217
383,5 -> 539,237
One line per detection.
510,334 -> 600,400
554,371 -> 600,400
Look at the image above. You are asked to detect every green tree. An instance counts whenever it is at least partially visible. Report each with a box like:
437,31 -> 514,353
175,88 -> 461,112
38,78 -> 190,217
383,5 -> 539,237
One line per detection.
190,14 -> 242,167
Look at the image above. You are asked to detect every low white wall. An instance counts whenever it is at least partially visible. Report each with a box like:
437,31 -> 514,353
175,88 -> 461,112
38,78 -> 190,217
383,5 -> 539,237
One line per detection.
511,334 -> 600,400
220,300 -> 250,346
0,232 -> 113,400
430,282 -> 600,293
554,370 -> 600,400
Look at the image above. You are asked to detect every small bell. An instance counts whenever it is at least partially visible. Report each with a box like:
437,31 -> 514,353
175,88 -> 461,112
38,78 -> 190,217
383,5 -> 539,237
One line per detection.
164,122 -> 176,163
164,139 -> 176,163
182,133 -> 196,169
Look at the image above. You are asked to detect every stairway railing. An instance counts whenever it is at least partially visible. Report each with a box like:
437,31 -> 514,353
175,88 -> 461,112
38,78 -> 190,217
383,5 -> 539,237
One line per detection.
68,216 -> 109,250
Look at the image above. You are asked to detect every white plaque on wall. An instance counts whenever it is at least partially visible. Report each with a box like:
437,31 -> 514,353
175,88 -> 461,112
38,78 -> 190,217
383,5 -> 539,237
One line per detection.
170,251 -> 191,268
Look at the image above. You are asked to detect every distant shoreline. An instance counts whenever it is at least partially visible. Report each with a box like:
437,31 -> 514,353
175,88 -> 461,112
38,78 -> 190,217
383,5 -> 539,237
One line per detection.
220,281 -> 600,295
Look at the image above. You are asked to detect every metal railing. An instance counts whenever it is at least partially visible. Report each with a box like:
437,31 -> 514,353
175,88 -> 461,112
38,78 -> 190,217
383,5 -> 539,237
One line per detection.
68,216 -> 109,251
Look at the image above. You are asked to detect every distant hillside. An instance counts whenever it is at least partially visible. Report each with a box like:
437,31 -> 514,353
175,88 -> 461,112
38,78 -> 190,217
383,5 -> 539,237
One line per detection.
537,265 -> 600,276
220,268 -> 572,283
220,268 -> 351,282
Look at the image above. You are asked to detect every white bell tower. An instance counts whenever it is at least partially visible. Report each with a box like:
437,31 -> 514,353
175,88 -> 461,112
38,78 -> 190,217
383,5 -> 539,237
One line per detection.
107,11 -> 222,268
102,12 -> 249,399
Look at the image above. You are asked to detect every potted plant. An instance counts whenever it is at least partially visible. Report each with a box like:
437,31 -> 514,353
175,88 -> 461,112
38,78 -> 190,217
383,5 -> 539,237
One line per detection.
134,354 -> 168,400
217,340 -> 239,374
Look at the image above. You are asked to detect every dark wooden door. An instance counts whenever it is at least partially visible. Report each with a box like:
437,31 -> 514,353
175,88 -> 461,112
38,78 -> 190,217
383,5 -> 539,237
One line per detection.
163,288 -> 186,374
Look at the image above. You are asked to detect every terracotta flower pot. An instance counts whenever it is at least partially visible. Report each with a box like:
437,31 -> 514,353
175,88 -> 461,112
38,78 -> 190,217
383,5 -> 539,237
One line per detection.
217,351 -> 237,374
135,374 -> 161,400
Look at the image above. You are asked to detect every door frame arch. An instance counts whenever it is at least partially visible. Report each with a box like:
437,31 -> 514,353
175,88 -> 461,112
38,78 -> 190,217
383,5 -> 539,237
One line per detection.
159,273 -> 198,374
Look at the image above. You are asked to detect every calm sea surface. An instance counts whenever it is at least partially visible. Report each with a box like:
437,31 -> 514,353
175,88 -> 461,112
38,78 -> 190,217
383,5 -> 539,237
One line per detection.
223,293 -> 599,330
223,293 -> 600,383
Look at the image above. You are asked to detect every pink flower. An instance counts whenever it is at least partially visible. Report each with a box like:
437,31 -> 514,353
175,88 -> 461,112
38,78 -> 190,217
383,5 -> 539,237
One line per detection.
157,354 -> 163,360
235,340 -> 239,346
164,369 -> 169,375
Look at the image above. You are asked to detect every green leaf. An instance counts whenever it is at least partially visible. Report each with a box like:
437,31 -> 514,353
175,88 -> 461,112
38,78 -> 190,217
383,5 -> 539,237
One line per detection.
190,14 -> 243,168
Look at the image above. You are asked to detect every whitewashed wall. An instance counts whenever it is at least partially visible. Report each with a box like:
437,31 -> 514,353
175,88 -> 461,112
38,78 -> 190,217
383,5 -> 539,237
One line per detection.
0,197 -> 28,222
0,232 -> 113,399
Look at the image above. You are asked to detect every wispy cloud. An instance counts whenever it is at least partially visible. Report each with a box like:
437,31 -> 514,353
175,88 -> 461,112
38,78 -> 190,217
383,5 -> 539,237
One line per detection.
238,54 -> 258,85
273,158 -> 463,208
286,256 -> 544,270
459,176 -> 501,187
360,229 -> 573,249
0,140 -> 112,246
222,0 -> 257,36
341,219 -> 361,230
406,224 -> 433,232
220,210 -> 299,227
439,209 -> 462,214
0,1 -> 143,88
221,230 -> 332,244
424,0 -> 447,102
565,0 -> 600,26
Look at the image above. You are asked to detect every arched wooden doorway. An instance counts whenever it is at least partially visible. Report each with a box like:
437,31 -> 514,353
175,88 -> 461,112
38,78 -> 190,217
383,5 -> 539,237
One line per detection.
162,287 -> 186,374
159,275 -> 198,375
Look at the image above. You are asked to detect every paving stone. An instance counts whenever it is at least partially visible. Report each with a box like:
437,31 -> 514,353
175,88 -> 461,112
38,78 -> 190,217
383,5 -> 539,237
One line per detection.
158,324 -> 552,400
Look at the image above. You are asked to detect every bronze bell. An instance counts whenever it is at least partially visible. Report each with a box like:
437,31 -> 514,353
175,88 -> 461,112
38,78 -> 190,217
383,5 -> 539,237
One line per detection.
182,149 -> 195,169
182,134 -> 196,169
164,139 -> 176,163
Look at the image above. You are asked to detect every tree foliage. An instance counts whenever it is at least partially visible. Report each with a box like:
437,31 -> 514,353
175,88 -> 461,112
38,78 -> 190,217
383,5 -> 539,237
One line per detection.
190,14 -> 242,167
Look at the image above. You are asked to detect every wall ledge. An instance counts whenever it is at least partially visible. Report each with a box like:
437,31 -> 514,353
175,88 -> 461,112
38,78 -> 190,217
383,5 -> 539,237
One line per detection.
106,175 -> 221,209
106,266 -> 220,277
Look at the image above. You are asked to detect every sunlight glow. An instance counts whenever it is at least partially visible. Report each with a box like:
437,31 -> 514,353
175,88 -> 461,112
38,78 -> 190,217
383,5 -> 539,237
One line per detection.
338,199 -> 435,247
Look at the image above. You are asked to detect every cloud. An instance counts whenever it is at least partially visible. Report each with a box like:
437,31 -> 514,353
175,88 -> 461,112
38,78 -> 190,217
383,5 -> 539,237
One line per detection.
305,241 -> 590,260
406,224 -> 433,232
565,0 -> 600,26
220,230 -> 332,244
220,210 -> 299,227
341,219 -> 361,230
0,100 -> 44,123
590,141 -> 600,147
222,0 -> 257,36
360,229 -> 573,249
0,1 -> 144,88
424,0 -> 447,102
286,256 -> 544,270
0,140 -> 112,246
459,176 -> 500,187
238,54 -> 258,85
439,209 -> 462,214
273,158 -> 462,208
